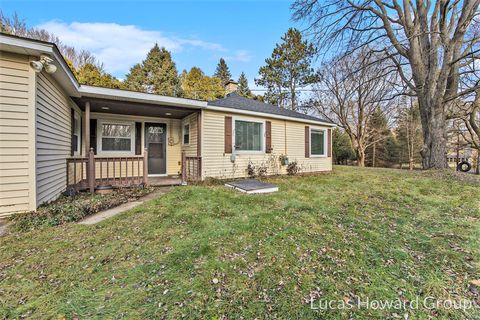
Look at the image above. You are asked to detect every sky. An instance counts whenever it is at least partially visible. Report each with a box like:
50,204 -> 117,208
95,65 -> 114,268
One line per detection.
1,0 -> 300,91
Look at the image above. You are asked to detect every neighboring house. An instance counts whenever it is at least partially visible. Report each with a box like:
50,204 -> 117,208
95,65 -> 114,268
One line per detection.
0,33 -> 335,216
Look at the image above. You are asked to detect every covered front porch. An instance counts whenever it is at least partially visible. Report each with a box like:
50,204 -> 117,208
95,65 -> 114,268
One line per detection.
67,93 -> 203,192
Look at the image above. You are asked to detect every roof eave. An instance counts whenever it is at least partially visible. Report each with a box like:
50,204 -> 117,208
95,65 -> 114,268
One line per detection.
206,105 -> 336,127
0,33 -> 80,96
78,85 -> 208,109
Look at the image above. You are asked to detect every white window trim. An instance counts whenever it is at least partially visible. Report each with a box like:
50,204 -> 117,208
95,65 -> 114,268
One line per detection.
97,119 -> 135,156
233,117 -> 266,155
310,127 -> 327,157
73,111 -> 81,156
182,121 -> 190,146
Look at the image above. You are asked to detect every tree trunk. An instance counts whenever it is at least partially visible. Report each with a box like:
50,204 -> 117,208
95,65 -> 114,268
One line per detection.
409,157 -> 414,170
476,152 -> 480,175
419,102 -> 448,169
372,142 -> 376,167
357,149 -> 365,167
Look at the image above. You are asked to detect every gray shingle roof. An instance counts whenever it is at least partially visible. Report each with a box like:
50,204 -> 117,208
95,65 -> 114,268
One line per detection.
207,93 -> 333,124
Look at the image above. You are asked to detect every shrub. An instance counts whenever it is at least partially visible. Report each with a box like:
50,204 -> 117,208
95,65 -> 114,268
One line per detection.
246,161 -> 256,178
256,163 -> 268,177
286,161 -> 301,175
246,161 -> 268,178
10,187 -> 153,231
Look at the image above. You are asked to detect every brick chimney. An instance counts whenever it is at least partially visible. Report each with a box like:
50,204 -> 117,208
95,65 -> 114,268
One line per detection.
224,79 -> 238,96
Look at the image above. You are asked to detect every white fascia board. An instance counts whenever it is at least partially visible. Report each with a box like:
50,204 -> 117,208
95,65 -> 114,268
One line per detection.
0,34 -> 54,53
78,85 -> 208,109
0,34 -> 80,96
206,105 -> 336,127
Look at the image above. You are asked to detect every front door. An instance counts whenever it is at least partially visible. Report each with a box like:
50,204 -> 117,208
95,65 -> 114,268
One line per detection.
145,123 -> 167,175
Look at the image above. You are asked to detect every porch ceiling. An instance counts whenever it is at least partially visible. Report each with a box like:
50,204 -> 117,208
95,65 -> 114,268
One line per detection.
72,97 -> 198,119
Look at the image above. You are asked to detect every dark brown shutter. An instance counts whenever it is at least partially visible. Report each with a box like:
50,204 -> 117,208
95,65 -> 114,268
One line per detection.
70,108 -> 75,156
135,122 -> 142,155
327,128 -> 332,157
224,116 -> 232,154
265,121 -> 272,153
90,119 -> 97,155
305,126 -> 310,158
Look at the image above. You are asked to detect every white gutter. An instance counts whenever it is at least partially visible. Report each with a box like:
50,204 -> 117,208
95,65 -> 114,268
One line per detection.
0,33 -> 54,52
78,85 -> 207,109
206,105 -> 336,127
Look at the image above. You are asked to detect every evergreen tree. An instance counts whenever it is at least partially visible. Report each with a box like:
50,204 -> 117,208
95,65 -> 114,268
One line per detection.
332,128 -> 356,165
214,58 -> 231,84
180,67 -> 224,101
237,72 -> 252,97
124,44 -> 179,96
255,28 -> 317,110
75,63 -> 124,89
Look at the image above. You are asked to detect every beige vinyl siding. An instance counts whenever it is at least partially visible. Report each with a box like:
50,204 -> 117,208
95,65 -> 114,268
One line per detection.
35,72 -> 73,205
201,110 -> 332,179
167,119 -> 182,175
181,112 -> 198,157
0,52 -> 36,216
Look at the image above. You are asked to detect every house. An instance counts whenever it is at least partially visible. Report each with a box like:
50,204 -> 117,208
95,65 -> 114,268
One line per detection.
0,33 -> 335,216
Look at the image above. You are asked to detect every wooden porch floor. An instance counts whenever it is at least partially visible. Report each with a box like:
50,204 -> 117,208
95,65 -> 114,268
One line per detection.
149,176 -> 183,186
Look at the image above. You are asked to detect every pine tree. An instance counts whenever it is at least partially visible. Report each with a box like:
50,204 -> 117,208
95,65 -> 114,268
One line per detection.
237,72 -> 252,97
255,28 -> 317,110
332,128 -> 356,165
124,44 -> 179,96
214,58 -> 231,84
180,67 -> 224,101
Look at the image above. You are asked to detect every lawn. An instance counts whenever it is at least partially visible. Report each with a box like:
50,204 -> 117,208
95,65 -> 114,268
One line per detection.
1,166 -> 479,319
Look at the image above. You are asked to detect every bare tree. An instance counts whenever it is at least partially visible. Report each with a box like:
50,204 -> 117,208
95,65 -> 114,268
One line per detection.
292,0 -> 480,169
0,11 -> 101,70
454,94 -> 480,150
313,50 -> 396,166
396,98 -> 422,170
449,34 -> 480,172
452,94 -> 480,174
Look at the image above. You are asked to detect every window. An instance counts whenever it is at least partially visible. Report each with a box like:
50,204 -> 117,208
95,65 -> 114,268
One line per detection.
100,122 -> 133,152
310,129 -> 326,156
183,123 -> 190,145
73,112 -> 81,153
235,120 -> 263,152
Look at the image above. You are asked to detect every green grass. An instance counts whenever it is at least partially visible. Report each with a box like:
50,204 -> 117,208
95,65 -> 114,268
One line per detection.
0,166 -> 479,319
